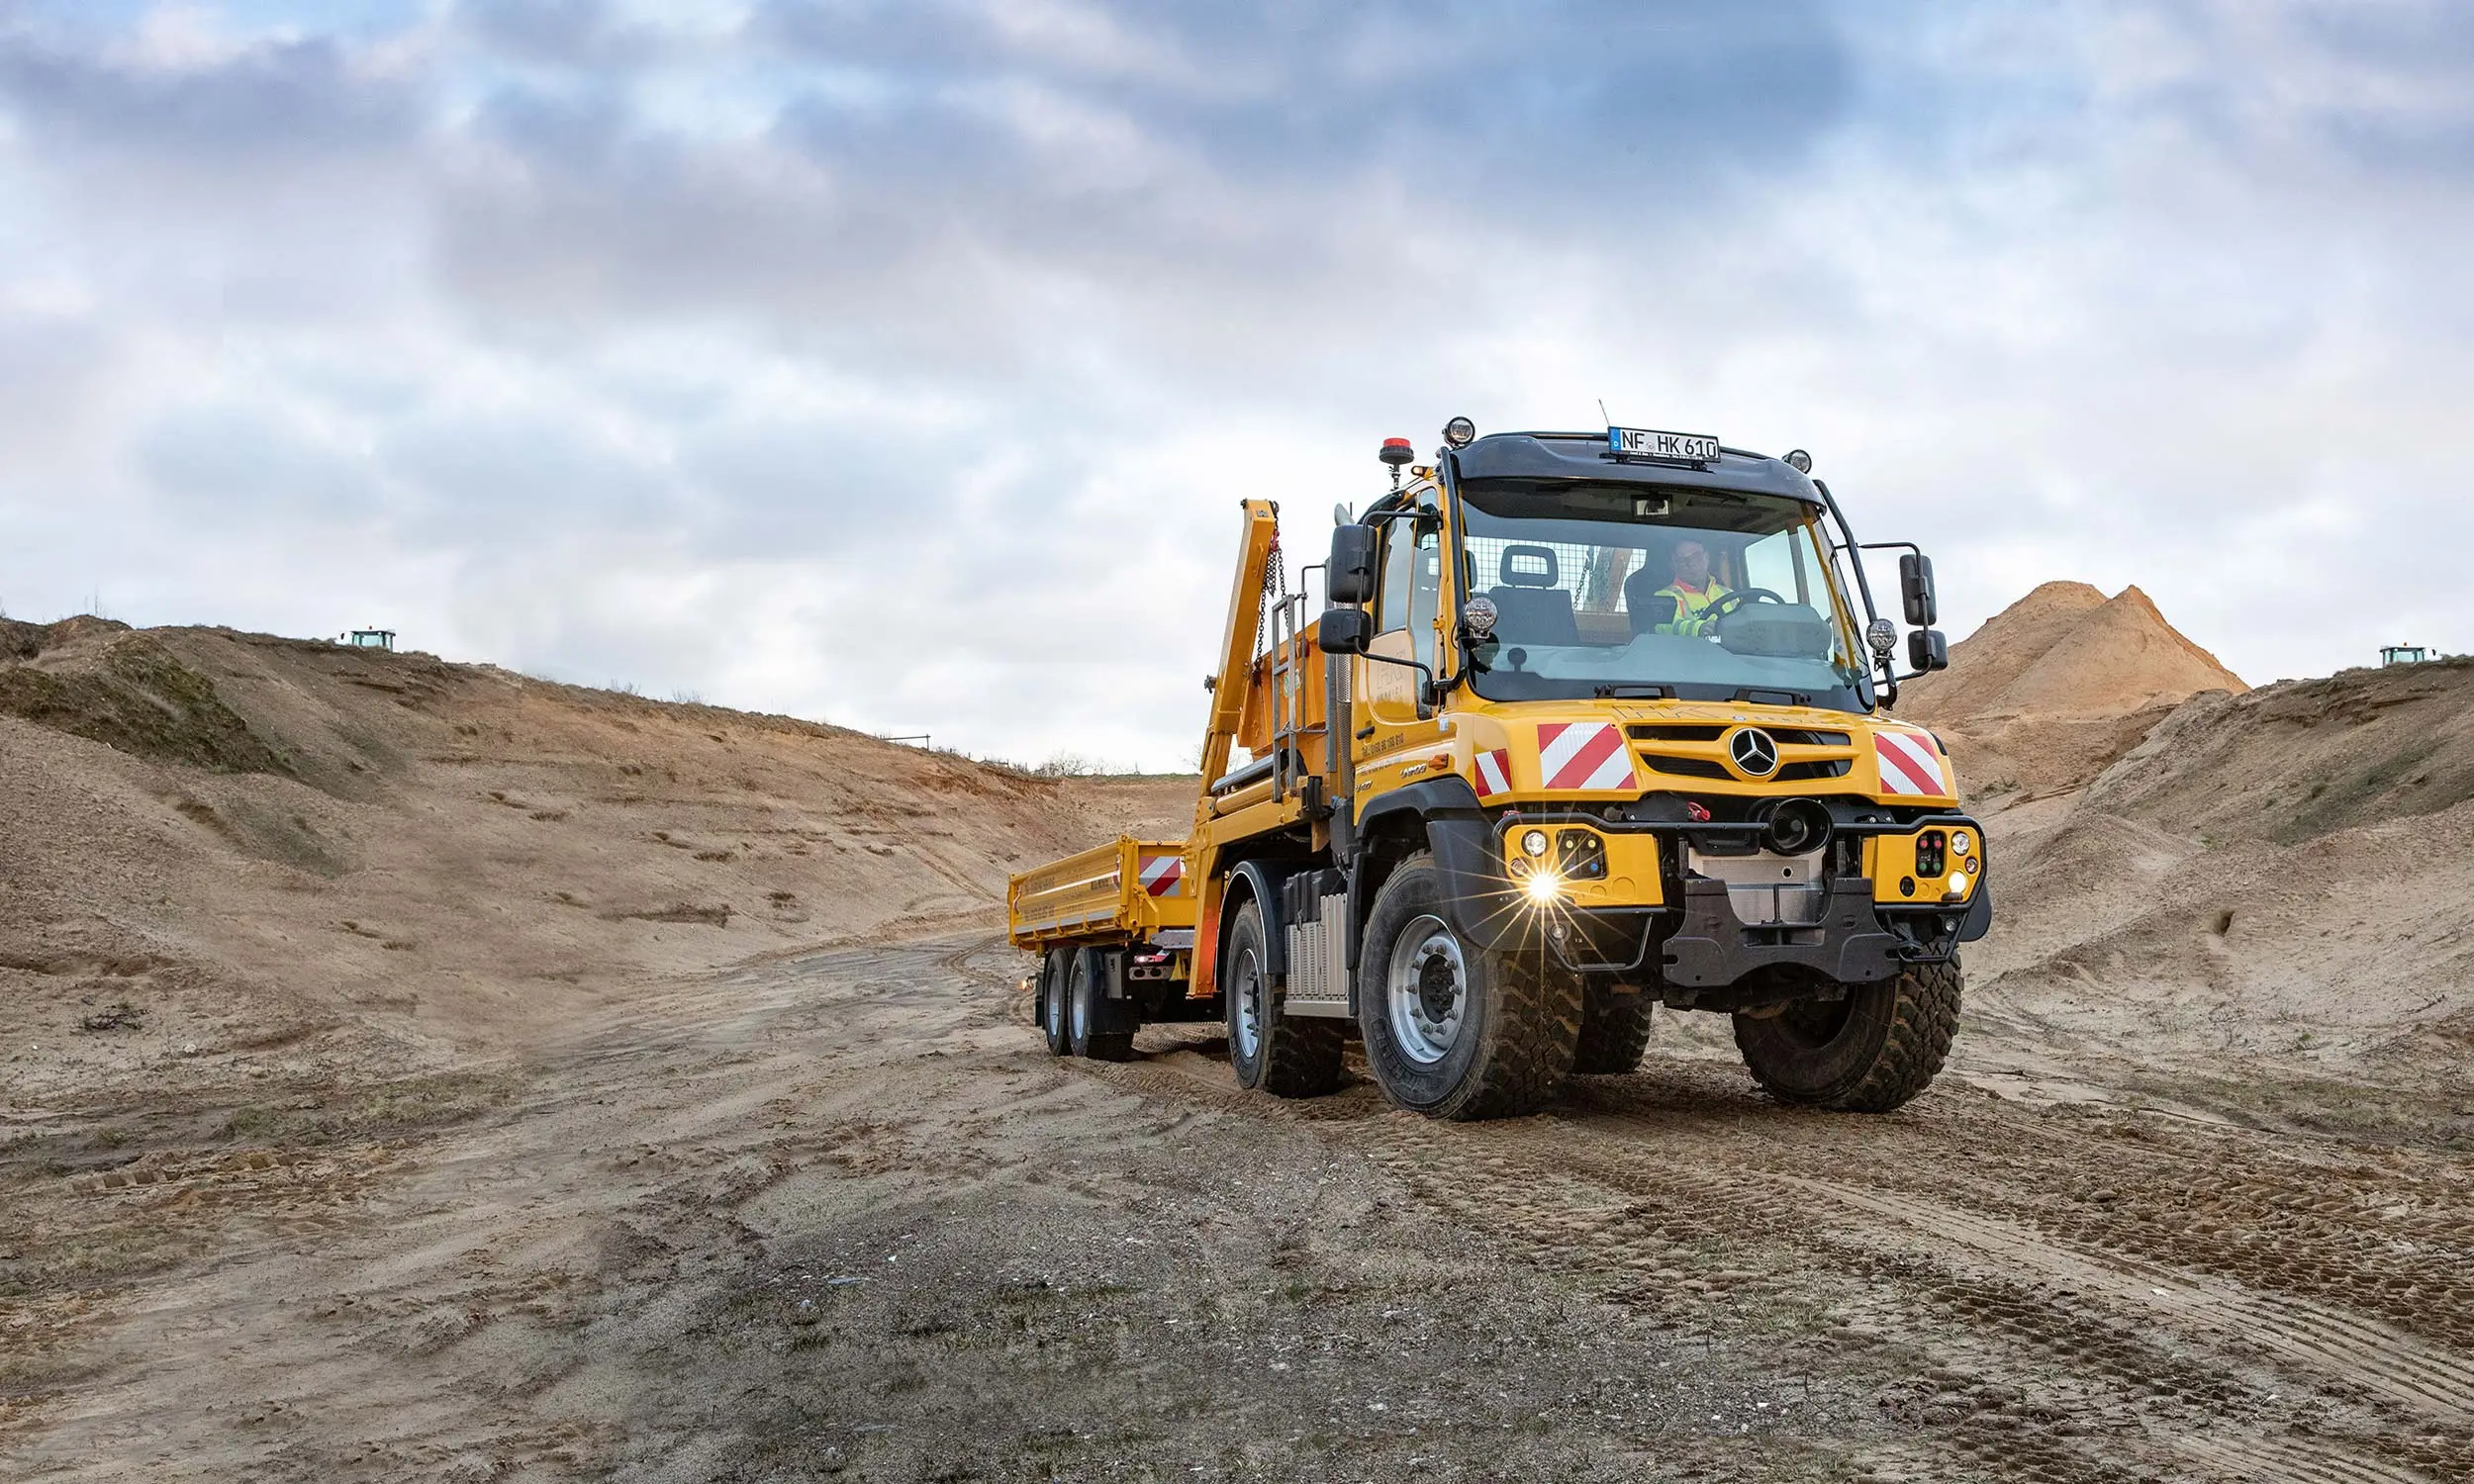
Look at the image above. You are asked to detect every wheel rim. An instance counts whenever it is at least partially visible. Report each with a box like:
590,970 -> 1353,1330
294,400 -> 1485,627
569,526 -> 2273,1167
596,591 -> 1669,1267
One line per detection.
1386,915 -> 1467,1066
1070,972 -> 1090,1042
1045,970 -> 1064,1039
1231,946 -> 1263,1062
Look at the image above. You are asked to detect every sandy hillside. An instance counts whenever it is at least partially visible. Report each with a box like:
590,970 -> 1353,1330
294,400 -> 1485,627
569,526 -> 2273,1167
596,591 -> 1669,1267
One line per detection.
1898,581 -> 2246,801
1877,584 -> 2474,1135
0,618 -> 1192,1109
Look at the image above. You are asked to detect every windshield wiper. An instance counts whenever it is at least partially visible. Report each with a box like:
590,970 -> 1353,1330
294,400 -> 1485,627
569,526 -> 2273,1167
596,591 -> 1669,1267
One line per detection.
1594,684 -> 1676,699
1732,686 -> 1811,705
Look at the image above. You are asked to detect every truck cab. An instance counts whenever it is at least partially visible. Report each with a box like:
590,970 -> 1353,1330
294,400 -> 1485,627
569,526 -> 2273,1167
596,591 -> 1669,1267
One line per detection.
1011,421 -> 1986,1122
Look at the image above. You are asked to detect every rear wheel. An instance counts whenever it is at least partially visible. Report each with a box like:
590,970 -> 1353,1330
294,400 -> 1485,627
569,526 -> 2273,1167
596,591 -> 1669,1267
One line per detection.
1223,898 -> 1344,1097
1040,949 -> 1073,1056
1356,851 -> 1579,1120
1069,948 -> 1134,1062
1732,960 -> 1962,1112
1570,980 -> 1656,1074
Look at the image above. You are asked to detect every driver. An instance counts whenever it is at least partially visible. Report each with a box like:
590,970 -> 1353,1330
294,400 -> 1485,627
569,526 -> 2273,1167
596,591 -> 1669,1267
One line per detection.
1656,540 -> 1732,636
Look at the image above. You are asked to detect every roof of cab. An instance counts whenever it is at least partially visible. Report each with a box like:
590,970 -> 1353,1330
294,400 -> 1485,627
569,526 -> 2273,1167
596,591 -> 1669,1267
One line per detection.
1448,430 -> 1823,506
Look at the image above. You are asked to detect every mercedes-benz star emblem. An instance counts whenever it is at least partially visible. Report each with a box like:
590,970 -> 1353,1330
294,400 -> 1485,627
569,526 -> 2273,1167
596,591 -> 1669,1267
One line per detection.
1729,727 -> 1779,778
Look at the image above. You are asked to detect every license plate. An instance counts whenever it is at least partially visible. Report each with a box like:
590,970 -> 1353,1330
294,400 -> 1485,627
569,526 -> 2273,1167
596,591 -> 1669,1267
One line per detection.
1610,426 -> 1720,463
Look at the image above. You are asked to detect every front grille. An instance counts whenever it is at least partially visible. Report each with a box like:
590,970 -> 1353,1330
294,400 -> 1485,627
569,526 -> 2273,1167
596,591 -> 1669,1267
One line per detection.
1643,754 -> 1733,780
1628,724 -> 1725,742
1776,759 -> 1854,781
1768,728 -> 1852,747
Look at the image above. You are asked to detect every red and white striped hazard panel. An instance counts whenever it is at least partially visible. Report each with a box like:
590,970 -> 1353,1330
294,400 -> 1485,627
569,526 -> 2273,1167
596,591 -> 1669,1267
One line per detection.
1138,854 -> 1186,897
1537,721 -> 1636,792
1473,748 -> 1511,800
1874,730 -> 1951,797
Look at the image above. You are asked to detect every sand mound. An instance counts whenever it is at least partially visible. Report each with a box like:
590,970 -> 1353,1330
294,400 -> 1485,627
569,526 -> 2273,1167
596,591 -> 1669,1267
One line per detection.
1899,583 -> 2245,799
1,623 -> 1194,1107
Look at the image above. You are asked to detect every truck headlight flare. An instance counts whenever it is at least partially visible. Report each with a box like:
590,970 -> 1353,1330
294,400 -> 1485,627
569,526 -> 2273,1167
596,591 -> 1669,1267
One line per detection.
1523,869 -> 1566,904
1948,872 -> 1969,895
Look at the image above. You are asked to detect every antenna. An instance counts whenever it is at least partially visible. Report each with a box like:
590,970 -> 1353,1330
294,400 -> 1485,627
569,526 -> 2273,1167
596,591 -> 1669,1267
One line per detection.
1596,398 -> 1612,427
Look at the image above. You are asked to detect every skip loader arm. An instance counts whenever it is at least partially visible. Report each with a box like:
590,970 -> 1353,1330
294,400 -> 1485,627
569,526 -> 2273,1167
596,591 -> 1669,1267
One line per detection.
1196,500 -> 1281,811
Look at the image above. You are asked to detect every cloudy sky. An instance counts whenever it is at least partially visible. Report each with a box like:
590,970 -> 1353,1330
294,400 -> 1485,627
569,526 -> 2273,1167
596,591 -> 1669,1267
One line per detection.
1,1 -> 2467,770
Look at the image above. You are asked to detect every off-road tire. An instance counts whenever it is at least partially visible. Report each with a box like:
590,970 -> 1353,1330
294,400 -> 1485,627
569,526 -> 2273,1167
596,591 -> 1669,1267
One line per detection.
1068,948 -> 1134,1062
1732,959 -> 1961,1113
1040,948 -> 1073,1057
1222,898 -> 1345,1097
1357,851 -> 1580,1120
1570,981 -> 1655,1075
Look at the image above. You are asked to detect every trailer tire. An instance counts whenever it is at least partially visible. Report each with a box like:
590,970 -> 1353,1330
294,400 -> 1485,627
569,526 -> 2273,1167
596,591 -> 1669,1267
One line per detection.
1732,960 -> 1961,1113
1222,898 -> 1344,1097
1570,982 -> 1655,1075
1357,851 -> 1579,1120
1068,948 -> 1134,1063
1040,948 -> 1073,1057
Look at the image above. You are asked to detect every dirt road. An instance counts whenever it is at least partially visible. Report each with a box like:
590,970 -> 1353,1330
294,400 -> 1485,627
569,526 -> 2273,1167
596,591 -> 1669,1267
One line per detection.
8,934 -> 2469,1483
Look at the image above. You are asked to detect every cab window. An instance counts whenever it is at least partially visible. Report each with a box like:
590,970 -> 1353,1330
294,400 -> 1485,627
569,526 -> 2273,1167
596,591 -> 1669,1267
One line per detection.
1376,522 -> 1441,671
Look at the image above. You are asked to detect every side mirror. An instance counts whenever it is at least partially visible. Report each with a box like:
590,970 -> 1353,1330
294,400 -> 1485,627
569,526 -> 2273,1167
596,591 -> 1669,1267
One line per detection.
1907,627 -> 1949,673
1898,552 -> 1938,627
1327,524 -> 1378,604
1319,604 -> 1372,655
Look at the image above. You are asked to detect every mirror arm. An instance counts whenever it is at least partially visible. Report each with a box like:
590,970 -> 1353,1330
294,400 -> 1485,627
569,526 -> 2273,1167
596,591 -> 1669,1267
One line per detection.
1358,650 -> 1440,719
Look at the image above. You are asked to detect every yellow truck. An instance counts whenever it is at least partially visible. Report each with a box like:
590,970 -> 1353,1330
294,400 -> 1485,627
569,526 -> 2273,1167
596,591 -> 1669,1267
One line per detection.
1007,420 -> 1987,1119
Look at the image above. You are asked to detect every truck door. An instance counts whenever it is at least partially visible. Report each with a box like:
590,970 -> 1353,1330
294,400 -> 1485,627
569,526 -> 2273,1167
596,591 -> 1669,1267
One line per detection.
1355,511 -> 1445,765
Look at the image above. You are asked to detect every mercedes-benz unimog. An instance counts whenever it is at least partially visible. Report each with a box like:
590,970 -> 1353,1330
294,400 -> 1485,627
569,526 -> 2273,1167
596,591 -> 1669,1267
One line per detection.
1007,420 -> 1987,1120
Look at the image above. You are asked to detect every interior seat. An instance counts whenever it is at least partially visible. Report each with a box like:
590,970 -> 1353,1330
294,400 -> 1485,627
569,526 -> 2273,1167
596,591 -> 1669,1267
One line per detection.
1487,544 -> 1579,647
1624,565 -> 1679,636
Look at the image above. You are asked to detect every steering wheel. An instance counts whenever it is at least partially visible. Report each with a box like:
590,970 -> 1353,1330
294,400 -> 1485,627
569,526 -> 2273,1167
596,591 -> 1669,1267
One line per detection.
1697,587 -> 1788,622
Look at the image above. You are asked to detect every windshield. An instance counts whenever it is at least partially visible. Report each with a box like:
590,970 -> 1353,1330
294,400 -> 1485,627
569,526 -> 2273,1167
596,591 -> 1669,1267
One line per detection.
1457,478 -> 1869,710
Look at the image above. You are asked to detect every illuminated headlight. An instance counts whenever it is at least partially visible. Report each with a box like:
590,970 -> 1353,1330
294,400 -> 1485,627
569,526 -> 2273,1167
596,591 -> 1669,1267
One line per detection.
1948,872 -> 1969,895
1523,870 -> 1566,904
1521,829 -> 1550,858
1951,831 -> 1973,856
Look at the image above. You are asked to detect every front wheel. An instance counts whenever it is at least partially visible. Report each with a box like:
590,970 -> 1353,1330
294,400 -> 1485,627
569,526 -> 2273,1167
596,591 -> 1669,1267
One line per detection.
1732,960 -> 1962,1113
1570,981 -> 1655,1075
1356,851 -> 1579,1120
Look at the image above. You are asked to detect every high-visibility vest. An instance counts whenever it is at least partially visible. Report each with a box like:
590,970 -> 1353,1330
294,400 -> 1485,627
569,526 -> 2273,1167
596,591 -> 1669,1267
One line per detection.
1657,581 -> 1730,632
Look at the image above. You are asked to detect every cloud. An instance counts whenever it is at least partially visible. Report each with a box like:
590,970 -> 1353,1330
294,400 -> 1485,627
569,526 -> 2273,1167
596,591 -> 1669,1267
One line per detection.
0,0 -> 2471,766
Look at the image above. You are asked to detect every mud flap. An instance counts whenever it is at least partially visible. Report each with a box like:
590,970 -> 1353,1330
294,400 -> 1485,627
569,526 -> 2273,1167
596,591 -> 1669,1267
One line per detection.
1425,813 -> 1531,955
1957,881 -> 1992,943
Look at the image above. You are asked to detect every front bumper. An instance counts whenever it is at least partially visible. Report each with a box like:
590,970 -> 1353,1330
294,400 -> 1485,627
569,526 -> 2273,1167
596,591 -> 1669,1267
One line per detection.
1427,809 -> 1990,989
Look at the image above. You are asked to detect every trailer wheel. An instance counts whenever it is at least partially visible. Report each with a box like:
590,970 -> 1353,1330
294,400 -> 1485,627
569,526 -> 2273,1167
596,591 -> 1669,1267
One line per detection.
1356,851 -> 1579,1120
1570,981 -> 1655,1075
1222,898 -> 1344,1097
1732,960 -> 1961,1113
1068,948 -> 1134,1063
1040,949 -> 1073,1057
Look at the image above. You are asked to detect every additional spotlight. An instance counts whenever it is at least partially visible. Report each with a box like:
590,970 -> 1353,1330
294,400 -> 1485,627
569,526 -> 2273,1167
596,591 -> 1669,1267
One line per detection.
1867,618 -> 1898,657
1521,829 -> 1551,858
1464,595 -> 1498,638
1443,417 -> 1477,448
1523,869 -> 1566,904
1783,449 -> 1813,474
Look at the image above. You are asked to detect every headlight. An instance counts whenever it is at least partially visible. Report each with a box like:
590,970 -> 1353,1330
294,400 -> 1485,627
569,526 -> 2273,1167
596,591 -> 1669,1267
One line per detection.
1951,831 -> 1973,856
1521,829 -> 1550,858
1523,870 -> 1566,904
1948,872 -> 1969,895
